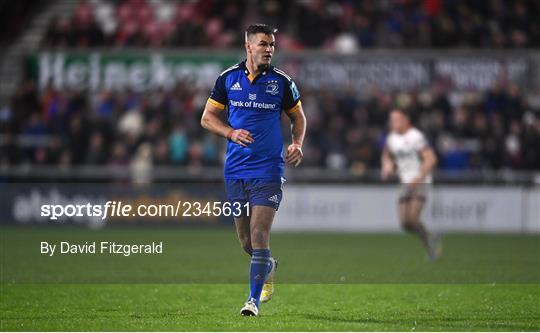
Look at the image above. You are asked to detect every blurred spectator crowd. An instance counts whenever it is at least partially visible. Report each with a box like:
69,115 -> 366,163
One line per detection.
3,0 -> 538,178
2,78 -> 539,173
43,0 -> 540,50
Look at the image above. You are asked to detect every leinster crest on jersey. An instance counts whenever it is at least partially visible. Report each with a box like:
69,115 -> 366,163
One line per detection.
265,81 -> 279,95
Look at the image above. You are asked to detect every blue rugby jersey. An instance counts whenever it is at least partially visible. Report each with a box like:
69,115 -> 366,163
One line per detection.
207,60 -> 301,180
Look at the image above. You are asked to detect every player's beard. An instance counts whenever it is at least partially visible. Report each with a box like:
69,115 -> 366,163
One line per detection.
248,52 -> 270,72
257,62 -> 269,71
257,53 -> 272,71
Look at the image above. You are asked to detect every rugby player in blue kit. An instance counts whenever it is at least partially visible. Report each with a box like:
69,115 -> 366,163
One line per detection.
201,24 -> 306,316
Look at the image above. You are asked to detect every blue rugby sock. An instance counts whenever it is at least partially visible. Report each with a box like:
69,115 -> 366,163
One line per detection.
249,248 -> 271,306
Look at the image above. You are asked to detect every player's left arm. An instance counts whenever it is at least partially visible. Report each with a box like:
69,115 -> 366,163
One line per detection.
281,77 -> 305,167
415,146 -> 437,182
284,103 -> 306,167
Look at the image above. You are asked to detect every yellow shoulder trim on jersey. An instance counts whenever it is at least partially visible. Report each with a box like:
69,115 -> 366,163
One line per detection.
247,73 -> 256,83
207,98 -> 225,110
286,100 -> 302,114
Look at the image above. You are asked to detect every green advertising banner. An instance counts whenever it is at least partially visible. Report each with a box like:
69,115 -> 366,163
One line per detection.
27,52 -> 242,92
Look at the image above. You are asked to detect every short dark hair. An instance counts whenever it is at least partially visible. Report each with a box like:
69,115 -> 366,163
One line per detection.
245,24 -> 277,41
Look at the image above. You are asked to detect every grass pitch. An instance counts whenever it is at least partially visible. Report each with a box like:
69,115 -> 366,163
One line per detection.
1,227 -> 539,331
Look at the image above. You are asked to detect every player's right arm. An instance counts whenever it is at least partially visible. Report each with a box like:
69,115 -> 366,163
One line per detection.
381,146 -> 394,181
201,101 -> 254,147
200,73 -> 253,147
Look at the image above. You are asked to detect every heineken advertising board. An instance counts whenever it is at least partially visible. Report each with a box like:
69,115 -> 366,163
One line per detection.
27,52 -> 242,92
27,51 -> 535,93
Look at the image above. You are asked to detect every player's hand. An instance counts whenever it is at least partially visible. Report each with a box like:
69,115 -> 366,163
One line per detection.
228,129 -> 254,147
285,143 -> 303,167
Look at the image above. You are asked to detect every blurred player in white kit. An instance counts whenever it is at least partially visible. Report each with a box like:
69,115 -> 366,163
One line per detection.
381,109 -> 442,261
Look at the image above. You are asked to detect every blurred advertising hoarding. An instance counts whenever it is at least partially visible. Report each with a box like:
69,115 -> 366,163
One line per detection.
0,183 -> 231,227
27,51 -> 538,93
275,185 -> 539,233
1,183 -> 538,233
29,52 -> 239,92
